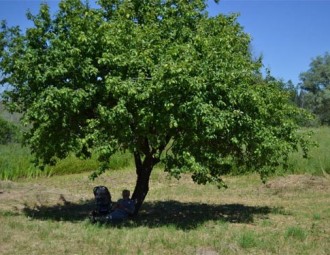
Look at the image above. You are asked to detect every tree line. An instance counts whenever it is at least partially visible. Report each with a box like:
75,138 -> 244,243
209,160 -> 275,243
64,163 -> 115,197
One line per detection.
279,52 -> 330,126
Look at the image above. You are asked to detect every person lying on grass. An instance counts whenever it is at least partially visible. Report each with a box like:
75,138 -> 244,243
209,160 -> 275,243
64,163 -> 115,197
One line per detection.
106,189 -> 135,222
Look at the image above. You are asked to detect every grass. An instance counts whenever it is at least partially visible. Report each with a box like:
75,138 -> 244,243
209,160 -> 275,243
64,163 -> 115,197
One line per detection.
285,226 -> 307,241
282,126 -> 330,175
0,127 -> 329,253
0,144 -> 40,180
237,231 -> 258,249
0,143 -> 134,180
0,169 -> 329,255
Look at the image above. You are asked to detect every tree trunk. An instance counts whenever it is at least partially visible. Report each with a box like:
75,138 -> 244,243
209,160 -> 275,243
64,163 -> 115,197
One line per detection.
131,166 -> 152,215
131,151 -> 158,215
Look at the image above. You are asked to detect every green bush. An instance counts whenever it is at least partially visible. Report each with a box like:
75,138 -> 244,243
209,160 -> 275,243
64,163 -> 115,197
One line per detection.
0,117 -> 20,144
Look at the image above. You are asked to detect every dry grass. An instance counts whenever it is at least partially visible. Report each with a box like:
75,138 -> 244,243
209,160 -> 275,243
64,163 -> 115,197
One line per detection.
0,169 -> 329,254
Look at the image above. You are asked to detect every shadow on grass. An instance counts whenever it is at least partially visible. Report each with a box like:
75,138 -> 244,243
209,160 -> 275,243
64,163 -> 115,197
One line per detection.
23,199 -> 273,229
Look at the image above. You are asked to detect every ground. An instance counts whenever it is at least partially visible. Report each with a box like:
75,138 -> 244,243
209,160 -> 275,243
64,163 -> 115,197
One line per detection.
0,170 -> 329,254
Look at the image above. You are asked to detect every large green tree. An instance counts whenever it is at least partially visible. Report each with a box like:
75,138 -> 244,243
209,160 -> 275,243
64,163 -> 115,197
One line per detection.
299,52 -> 330,125
1,0 -> 310,214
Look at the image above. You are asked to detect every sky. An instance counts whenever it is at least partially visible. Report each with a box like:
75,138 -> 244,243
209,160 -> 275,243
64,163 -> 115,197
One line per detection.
0,0 -> 329,85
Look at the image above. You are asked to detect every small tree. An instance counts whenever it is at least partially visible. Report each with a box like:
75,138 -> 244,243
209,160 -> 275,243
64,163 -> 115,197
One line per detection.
0,0 -> 310,214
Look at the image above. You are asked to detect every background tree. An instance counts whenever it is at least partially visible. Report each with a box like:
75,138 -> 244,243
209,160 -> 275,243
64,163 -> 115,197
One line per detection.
0,115 -> 20,144
264,70 -> 299,106
299,52 -> 330,125
0,0 -> 311,214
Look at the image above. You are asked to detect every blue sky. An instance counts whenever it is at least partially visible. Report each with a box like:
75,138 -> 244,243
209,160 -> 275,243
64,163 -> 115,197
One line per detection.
0,0 -> 329,85
214,0 -> 330,85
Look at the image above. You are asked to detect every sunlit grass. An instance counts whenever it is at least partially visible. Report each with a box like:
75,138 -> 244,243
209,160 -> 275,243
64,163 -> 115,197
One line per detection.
237,230 -> 258,249
0,144 -> 42,180
285,226 -> 307,241
283,127 -> 330,175
0,144 -> 134,180
0,171 -> 329,255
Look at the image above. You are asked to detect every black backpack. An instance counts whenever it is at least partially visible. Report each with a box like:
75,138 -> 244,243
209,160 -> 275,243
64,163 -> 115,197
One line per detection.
93,186 -> 112,215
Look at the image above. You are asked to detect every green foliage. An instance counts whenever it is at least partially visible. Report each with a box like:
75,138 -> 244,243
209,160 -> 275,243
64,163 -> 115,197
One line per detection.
300,52 -> 330,94
299,52 -> 330,125
0,0 -> 311,189
263,71 -> 299,106
0,116 -> 20,144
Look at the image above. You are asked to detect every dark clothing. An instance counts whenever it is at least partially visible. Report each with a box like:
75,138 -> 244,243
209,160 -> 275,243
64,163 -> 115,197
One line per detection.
108,198 -> 135,221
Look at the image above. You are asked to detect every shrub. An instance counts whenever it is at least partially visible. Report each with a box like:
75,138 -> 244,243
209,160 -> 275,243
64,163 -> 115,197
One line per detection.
0,116 -> 20,144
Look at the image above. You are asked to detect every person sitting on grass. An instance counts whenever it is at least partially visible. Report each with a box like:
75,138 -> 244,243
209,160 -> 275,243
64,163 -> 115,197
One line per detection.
106,189 -> 135,222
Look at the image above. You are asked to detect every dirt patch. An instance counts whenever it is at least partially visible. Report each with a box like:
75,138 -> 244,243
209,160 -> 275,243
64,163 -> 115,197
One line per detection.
263,175 -> 330,191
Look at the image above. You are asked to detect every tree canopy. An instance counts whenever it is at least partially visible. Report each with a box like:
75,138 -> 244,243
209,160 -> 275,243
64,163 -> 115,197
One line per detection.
0,0 -> 311,213
299,52 -> 330,125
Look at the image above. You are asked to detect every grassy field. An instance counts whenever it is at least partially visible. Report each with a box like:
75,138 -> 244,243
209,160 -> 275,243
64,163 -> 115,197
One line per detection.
0,144 -> 134,180
0,127 -> 329,254
284,127 -> 330,175
0,168 -> 329,255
